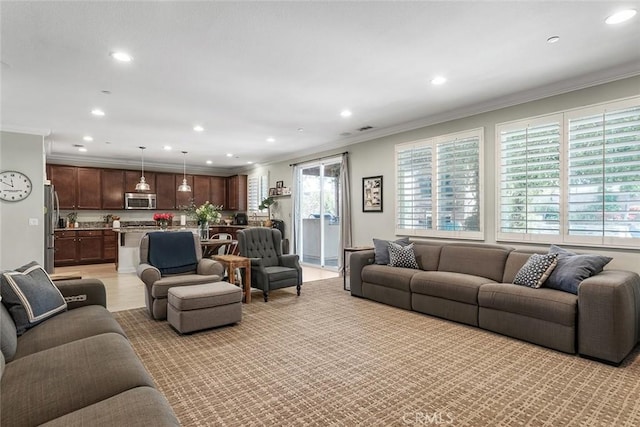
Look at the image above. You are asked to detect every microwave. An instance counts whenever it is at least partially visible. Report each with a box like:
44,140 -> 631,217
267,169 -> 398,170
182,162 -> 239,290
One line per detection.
125,193 -> 157,210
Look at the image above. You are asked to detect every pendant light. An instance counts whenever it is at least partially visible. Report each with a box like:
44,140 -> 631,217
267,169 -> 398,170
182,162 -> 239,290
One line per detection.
135,146 -> 151,192
177,151 -> 191,192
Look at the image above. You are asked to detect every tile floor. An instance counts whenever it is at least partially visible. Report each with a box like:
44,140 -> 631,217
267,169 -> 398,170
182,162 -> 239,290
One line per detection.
55,262 -> 338,312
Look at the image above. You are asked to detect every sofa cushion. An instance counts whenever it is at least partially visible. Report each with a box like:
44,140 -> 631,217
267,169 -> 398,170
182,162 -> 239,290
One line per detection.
0,302 -> 17,362
151,274 -> 221,298
412,242 -> 443,271
437,244 -> 512,282
373,237 -> 409,265
502,250 -> 537,283
546,245 -> 612,294
478,283 -> 577,327
40,386 -> 180,427
1,333 -> 155,427
361,264 -> 417,292
388,242 -> 419,269
13,305 -> 127,360
513,253 -> 558,288
410,271 -> 495,305
1,262 -> 67,335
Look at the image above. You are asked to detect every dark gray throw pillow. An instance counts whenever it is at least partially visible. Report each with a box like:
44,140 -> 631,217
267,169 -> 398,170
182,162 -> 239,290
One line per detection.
373,237 -> 410,265
1,261 -> 67,335
546,245 -> 612,294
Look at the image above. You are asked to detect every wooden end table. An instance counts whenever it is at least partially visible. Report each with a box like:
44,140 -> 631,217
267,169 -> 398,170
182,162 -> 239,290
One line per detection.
343,246 -> 374,291
212,254 -> 252,303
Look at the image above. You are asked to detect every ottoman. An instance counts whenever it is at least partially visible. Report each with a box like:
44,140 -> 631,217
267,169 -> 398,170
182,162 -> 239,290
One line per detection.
167,282 -> 242,334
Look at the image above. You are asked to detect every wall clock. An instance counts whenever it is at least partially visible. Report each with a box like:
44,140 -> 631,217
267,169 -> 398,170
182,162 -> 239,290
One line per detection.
0,170 -> 33,202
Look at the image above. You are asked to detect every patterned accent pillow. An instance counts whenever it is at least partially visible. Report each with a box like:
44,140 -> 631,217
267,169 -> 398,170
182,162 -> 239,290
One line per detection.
513,253 -> 559,288
388,242 -> 420,269
1,261 -> 67,335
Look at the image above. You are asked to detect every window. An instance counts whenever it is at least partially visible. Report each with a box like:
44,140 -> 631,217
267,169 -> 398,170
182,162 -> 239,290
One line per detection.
247,173 -> 268,215
497,97 -> 640,248
395,128 -> 483,239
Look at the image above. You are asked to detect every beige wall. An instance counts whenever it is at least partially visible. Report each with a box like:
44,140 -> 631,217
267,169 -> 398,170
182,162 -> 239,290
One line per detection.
248,75 -> 640,274
0,131 -> 46,270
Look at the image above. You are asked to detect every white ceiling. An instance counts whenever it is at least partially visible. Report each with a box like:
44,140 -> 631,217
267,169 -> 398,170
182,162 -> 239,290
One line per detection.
2,1 -> 639,173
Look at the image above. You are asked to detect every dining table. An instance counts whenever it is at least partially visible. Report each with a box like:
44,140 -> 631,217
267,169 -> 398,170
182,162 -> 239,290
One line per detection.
200,239 -> 238,258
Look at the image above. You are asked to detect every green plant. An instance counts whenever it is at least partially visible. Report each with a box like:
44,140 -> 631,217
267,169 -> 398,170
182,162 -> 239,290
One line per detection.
67,212 -> 78,223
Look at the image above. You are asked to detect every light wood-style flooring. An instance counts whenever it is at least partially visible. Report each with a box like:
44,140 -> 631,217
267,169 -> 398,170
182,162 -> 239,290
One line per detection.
55,263 -> 338,312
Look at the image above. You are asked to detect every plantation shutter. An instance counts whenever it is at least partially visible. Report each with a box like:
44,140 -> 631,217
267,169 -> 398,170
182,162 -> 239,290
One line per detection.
396,143 -> 433,232
247,174 -> 268,214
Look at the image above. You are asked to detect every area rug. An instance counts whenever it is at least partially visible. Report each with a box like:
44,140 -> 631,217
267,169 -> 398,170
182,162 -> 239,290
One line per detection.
114,278 -> 640,426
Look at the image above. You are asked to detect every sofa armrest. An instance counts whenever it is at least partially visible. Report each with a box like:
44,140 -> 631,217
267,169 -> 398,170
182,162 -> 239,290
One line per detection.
55,278 -> 106,309
197,258 -> 224,277
578,270 -> 640,364
136,263 -> 161,289
280,254 -> 301,270
349,250 -> 375,297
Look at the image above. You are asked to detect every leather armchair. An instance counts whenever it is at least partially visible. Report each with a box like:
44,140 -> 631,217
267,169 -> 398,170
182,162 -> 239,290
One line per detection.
237,227 -> 302,302
136,232 -> 224,320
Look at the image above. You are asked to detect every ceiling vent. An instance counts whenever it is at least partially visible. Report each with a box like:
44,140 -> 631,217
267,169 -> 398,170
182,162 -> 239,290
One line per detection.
358,125 -> 374,132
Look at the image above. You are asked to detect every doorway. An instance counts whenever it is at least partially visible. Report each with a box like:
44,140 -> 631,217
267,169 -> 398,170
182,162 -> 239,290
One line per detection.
295,157 -> 342,270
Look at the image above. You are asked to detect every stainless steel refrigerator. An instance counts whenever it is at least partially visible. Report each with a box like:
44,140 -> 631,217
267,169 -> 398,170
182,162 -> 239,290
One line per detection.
44,184 -> 59,273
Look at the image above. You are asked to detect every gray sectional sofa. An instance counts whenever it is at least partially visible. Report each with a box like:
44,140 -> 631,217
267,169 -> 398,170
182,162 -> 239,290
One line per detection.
1,278 -> 180,426
350,241 -> 640,365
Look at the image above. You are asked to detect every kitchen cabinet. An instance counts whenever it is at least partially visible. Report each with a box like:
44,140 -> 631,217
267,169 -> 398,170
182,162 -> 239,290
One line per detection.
76,168 -> 102,209
124,170 -> 156,193
176,174 -> 194,209
49,165 -> 77,209
54,230 -> 77,265
210,176 -> 227,207
155,173 -> 176,210
55,230 -> 108,266
193,175 -> 211,206
77,230 -> 103,262
103,230 -> 117,261
102,169 -> 125,209
226,174 -> 247,211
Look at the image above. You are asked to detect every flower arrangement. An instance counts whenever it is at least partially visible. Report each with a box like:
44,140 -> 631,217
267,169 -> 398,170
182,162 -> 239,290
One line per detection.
191,201 -> 223,224
153,213 -> 174,222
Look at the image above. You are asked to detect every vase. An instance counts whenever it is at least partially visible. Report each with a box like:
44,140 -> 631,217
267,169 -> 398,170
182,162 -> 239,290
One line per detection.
199,221 -> 209,240
158,220 -> 169,230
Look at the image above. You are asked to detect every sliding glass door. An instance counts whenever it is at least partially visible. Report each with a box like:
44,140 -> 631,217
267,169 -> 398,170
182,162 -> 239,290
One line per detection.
296,157 -> 342,269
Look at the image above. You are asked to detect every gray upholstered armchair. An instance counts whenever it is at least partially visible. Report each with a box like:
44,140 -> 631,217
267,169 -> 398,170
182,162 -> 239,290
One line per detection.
237,227 -> 302,302
136,231 -> 224,320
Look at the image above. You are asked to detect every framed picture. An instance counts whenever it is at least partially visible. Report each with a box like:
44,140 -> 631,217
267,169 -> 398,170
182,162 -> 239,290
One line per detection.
269,187 -> 277,196
281,187 -> 291,195
363,176 -> 383,212
276,180 -> 284,188
276,187 -> 283,195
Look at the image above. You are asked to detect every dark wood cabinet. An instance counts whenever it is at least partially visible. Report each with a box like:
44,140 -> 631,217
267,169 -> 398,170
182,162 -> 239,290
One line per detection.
176,174 -> 194,209
156,173 -> 176,210
54,230 -> 77,265
210,176 -> 227,207
193,175 -> 211,206
124,170 -> 156,193
77,230 -> 103,262
55,229 -> 110,266
49,165 -> 77,209
103,230 -> 117,261
76,168 -> 102,209
101,169 -> 125,209
226,175 -> 247,211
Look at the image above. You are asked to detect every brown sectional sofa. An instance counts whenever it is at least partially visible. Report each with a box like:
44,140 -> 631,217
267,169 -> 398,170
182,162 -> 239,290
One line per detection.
1,278 -> 180,426
350,241 -> 640,365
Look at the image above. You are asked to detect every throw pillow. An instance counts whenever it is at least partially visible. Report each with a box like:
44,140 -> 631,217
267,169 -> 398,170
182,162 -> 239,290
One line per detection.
513,253 -> 558,288
373,237 -> 410,265
388,242 -> 420,269
546,245 -> 612,294
1,261 -> 67,335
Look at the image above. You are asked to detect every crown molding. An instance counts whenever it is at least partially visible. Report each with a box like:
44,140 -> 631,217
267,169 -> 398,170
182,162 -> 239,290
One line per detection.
1,125 -> 51,136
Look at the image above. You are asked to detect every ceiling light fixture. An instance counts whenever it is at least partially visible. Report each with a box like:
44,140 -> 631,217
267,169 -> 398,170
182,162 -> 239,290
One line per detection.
91,109 -> 105,116
226,153 -> 233,157
135,146 -> 151,192
177,151 -> 191,192
110,51 -> 133,62
206,160 -> 213,165
547,35 -> 560,44
340,109 -> 352,118
83,136 -> 93,142
247,161 -> 253,164
163,145 -> 172,151
266,137 -> 275,143
78,147 -> 88,152
605,9 -> 637,24
193,125 -> 204,132
431,76 -> 447,85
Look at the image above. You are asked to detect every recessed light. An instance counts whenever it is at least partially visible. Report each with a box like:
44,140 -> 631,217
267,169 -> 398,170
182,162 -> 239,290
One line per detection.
206,160 -> 213,165
83,136 -> 93,142
266,137 -> 275,143
297,128 -> 304,132
340,109 -> 352,118
226,153 -> 233,157
163,145 -> 172,151
431,76 -> 447,85
605,9 -> 637,24
193,125 -> 204,132
78,147 -> 88,152
547,35 -> 560,44
247,161 -> 253,164
91,109 -> 105,116
110,51 -> 133,62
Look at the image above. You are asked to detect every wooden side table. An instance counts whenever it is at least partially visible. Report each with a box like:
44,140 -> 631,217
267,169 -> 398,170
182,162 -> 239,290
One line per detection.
49,271 -> 82,281
212,254 -> 252,303
343,246 -> 374,291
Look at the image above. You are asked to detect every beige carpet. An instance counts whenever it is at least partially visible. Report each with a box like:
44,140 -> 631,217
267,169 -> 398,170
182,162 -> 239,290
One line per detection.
114,278 -> 640,426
